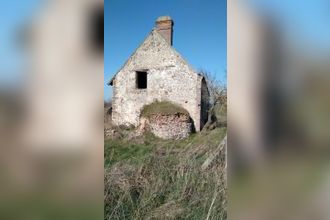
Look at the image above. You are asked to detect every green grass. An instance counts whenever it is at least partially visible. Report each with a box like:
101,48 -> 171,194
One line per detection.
104,139 -> 153,167
0,194 -> 102,220
140,101 -> 189,118
104,127 -> 227,220
215,102 -> 227,124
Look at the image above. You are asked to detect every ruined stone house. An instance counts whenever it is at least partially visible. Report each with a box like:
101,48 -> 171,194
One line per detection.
108,16 -> 210,132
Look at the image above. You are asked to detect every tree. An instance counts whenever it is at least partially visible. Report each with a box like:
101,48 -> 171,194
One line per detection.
199,69 -> 227,130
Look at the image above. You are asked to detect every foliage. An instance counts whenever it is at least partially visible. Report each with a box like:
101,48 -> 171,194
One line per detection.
199,69 -> 227,130
199,69 -> 227,108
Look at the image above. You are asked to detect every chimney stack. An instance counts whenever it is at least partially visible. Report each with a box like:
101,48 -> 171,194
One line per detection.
155,16 -> 174,45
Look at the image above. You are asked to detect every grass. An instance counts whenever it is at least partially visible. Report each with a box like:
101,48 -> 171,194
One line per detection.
104,136 -> 154,167
104,127 -> 227,220
140,101 -> 189,118
214,102 -> 227,124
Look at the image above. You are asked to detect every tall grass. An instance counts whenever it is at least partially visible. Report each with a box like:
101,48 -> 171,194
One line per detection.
104,128 -> 227,219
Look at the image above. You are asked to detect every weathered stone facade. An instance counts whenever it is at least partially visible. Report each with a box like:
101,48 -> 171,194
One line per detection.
109,16 -> 209,132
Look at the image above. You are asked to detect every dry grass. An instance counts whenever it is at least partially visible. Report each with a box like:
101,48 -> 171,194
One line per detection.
104,128 -> 227,219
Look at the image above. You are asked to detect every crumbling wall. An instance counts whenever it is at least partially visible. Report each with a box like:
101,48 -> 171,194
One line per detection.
147,114 -> 192,139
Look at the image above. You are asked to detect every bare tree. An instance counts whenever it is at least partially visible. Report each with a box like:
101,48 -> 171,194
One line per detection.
199,69 -> 227,130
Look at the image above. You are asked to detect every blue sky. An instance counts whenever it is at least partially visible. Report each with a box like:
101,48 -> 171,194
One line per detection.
1,0 -> 330,100
105,0 -> 227,101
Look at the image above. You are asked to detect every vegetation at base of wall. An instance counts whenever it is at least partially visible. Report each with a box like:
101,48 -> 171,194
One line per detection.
140,101 -> 189,118
104,127 -> 227,220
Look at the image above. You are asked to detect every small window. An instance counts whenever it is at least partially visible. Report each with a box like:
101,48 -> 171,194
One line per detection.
136,71 -> 147,89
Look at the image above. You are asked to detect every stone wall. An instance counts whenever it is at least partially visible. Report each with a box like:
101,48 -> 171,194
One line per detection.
111,30 -> 204,131
147,114 -> 192,139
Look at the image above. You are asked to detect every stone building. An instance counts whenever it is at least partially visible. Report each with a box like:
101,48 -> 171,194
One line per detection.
109,16 -> 210,132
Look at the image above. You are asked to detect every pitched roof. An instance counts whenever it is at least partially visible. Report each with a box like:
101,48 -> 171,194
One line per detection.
108,29 -> 198,86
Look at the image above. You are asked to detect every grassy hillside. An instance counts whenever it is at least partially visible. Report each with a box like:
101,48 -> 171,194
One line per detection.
104,127 -> 227,219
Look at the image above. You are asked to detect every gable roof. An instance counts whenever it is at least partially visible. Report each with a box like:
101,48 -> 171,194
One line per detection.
108,29 -> 199,86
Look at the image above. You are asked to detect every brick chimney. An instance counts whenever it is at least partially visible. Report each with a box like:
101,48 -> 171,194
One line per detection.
155,16 -> 174,45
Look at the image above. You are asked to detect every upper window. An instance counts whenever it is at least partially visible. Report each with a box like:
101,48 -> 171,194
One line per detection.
136,71 -> 147,89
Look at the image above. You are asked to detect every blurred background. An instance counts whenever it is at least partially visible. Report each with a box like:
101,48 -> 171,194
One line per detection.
1,0 -> 330,219
0,0 -> 103,219
229,0 -> 330,219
